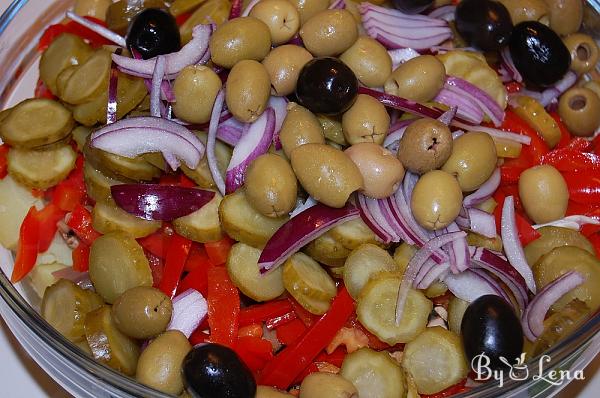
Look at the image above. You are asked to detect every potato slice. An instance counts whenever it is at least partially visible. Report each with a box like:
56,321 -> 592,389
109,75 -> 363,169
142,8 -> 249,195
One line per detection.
92,200 -> 161,238
0,175 -> 42,249
29,262 -> 70,299
174,191 -> 224,243
8,144 -> 77,189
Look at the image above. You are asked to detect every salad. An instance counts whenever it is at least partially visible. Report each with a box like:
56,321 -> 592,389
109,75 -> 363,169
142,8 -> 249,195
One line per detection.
0,0 -> 600,397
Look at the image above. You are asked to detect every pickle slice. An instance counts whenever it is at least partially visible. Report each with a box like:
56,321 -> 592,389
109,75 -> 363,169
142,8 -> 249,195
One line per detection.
72,126 -> 92,151
343,243 -> 399,299
29,262 -> 70,299
84,305 -> 141,375
290,289 -> 332,315
92,200 -> 161,238
466,232 -> 503,252
448,295 -> 469,335
84,140 -> 161,181
524,226 -> 595,267
493,137 -> 522,158
283,252 -> 337,302
512,96 -> 561,148
329,218 -> 381,250
60,49 -> 113,105
357,274 -> 431,345
56,65 -> 79,98
304,232 -> 352,267
475,197 -> 497,213
402,327 -> 469,395
40,33 -> 94,94
340,348 -> 406,398
179,0 -> 230,43
8,144 -> 77,189
173,191 -> 224,243
181,131 -> 232,189
0,98 -> 74,148
41,279 -> 104,342
227,243 -> 285,302
83,161 -> 125,203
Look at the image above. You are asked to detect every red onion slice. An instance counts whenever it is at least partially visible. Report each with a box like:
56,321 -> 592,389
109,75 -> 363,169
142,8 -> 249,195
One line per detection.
463,168 -> 500,207
51,268 -> 94,291
329,0 -> 346,9
522,271 -> 584,341
241,0 -> 261,16
533,215 -> 600,230
428,5 -> 456,21
467,208 -> 497,238
111,184 -> 215,221
268,96 -> 288,149
107,49 -> 121,124
208,89 -> 227,195
471,269 -> 513,303
445,76 -> 505,127
501,196 -> 537,293
437,106 -> 457,126
167,289 -> 208,339
66,11 -> 126,47
383,119 -> 412,150
258,203 -> 360,273
229,0 -> 243,19
500,47 -> 522,83
446,222 -> 470,272
416,261 -> 450,289
225,108 -> 276,193
360,194 -> 401,242
388,48 -> 420,69
434,87 -> 485,124
150,55 -> 166,118
452,121 -> 532,145
360,3 -> 449,24
443,269 -> 506,303
357,194 -> 394,243
290,196 -> 317,218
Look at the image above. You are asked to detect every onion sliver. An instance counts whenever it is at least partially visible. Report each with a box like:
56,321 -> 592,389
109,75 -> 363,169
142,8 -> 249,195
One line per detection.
463,168 -> 500,207
388,48 -> 420,70
443,269 -> 507,303
437,106 -> 457,126
51,268 -> 93,290
357,194 -> 394,243
329,0 -> 346,9
533,215 -> 600,230
258,203 -> 360,273
208,89 -> 227,195
150,55 -> 166,118
467,208 -> 497,238
66,11 -> 126,47
167,289 -> 208,339
444,76 -> 504,127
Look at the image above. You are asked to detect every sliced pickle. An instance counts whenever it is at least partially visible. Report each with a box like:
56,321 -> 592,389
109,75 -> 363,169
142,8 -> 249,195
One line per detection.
84,140 -> 161,181
219,190 -> 287,248
512,96 -> 561,148
533,246 -> 600,312
0,98 -> 74,148
283,252 -> 337,302
304,232 -> 352,267
83,161 -> 126,203
402,327 -> 469,395
60,49 -> 113,105
56,65 -> 79,98
524,226 -> 595,267
317,114 -> 346,146
141,152 -> 167,171
181,131 -> 232,189
173,191 -> 224,243
357,274 -> 431,344
492,137 -> 522,158
475,197 -> 497,213
170,0 -> 206,16
466,232 -> 503,252
92,200 -> 161,238
40,33 -> 93,94
41,279 -> 104,342
226,243 -> 285,302
448,295 -> 470,335
340,347 -> 406,398
343,243 -> 399,299
329,218 -> 381,250
393,242 -> 418,274
329,266 -> 345,279
0,175 -> 42,250
290,289 -> 331,315
424,281 -> 448,298
72,126 -> 92,151
8,144 -> 77,189
106,0 -> 168,35
84,305 -> 141,375
29,262 -> 70,299
179,0 -> 231,44
89,232 -> 153,303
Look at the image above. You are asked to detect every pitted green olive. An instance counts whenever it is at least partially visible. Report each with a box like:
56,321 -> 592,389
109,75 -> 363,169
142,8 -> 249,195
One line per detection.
384,55 -> 446,103
498,0 -> 548,24
563,33 -> 599,75
397,118 -> 453,175
411,170 -> 463,231
340,36 -> 392,88
249,0 -> 301,45
299,9 -> 358,57
544,0 -> 582,36
262,45 -> 313,96
112,286 -> 172,339
558,87 -> 600,137
225,60 -> 271,123
172,65 -> 222,124
289,0 -> 330,24
279,102 -> 325,157
518,165 -> 569,224
342,94 -> 390,145
209,17 -> 271,68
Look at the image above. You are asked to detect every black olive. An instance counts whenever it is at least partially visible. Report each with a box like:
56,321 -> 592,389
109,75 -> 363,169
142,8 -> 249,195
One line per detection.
182,343 -> 256,398
126,8 -> 181,60
295,57 -> 358,115
461,295 -> 524,371
509,21 -> 571,87
455,0 -> 513,51
392,0 -> 434,15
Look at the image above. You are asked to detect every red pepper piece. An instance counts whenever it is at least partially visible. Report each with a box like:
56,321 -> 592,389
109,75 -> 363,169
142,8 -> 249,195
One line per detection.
581,223 -> 600,238
145,251 -> 164,287
175,12 -> 192,26
38,24 -> 68,51
566,137 -> 592,152
566,201 -> 600,217
315,347 -> 347,368
0,145 -> 8,179
265,311 -> 297,330
288,297 -> 319,327
34,79 -> 57,100
502,110 -> 550,164
178,263 -> 209,296
275,318 -> 307,346
51,156 -> 86,212
138,229 -> 172,259
541,149 -> 600,172
35,203 -> 67,252
184,243 -> 212,272
347,316 -> 390,351
159,234 -> 192,298
563,172 -> 600,204
500,165 -> 526,185
207,266 -> 240,347
239,299 -> 293,327
587,233 -> 600,257
11,207 -> 40,283
259,287 -> 355,389
72,243 -> 90,272
235,336 -> 274,373
204,236 -> 234,265
238,323 -> 263,338
67,204 -> 101,245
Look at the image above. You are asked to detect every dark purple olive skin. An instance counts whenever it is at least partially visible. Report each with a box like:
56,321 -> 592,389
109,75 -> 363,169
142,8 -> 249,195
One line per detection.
455,0 -> 513,51
509,21 -> 571,87
126,8 -> 181,59
182,344 -> 256,398
295,57 -> 358,115
392,0 -> 434,14
461,295 -> 524,371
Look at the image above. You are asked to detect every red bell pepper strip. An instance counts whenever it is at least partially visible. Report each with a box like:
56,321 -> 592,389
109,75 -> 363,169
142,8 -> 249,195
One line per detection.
347,316 -> 391,351
541,149 -> 600,172
175,12 -> 193,26
502,110 -> 550,164
207,266 -> 240,347
581,223 -> 600,238
239,299 -> 293,327
563,173 -> 600,204
38,24 -> 68,51
34,79 -> 56,100
421,379 -> 468,398
235,336 -> 274,373
67,204 -> 100,245
204,236 -> 234,265
238,323 -> 263,338
11,207 -> 40,283
184,243 -> 212,272
138,228 -> 172,259
275,318 -> 307,346
35,203 -> 67,252
566,137 -> 592,152
0,145 -> 8,179
38,17 -> 112,52
72,243 -> 90,272
259,287 -> 356,389
265,310 -> 297,330
145,251 -> 164,287
159,234 -> 192,298
51,156 -> 85,212
177,261 -> 210,296
551,112 -> 573,149
505,81 -> 523,94
289,297 -> 319,327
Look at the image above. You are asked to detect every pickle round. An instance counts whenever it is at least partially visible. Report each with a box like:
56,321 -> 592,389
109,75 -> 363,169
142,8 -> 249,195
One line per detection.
8,144 -> 77,190
343,243 -> 399,299
524,226 -> 595,267
173,191 -> 224,243
92,201 -> 161,238
329,218 -> 380,250
283,252 -> 337,302
59,49 -> 113,105
304,232 -> 352,267
39,33 -> 93,94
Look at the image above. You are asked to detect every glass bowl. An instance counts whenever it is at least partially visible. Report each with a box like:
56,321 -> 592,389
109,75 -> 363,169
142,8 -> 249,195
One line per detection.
0,1 -> 598,397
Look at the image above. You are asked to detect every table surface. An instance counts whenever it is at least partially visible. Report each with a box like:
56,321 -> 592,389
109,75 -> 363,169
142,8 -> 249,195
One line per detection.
0,0 -> 598,397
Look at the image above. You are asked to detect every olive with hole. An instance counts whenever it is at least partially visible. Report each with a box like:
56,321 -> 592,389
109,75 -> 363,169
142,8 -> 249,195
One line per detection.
384,55 -> 446,103
345,143 -> 405,199
126,8 -> 180,59
509,21 -> 571,87
296,57 -> 358,115
262,45 -> 313,97
226,60 -> 271,123
290,143 -> 363,208
563,33 -> 599,75
299,372 -> 357,398
342,94 -> 390,146
136,330 -> 191,395
442,131 -> 497,192
209,17 -> 272,69
183,343 -> 256,398
249,0 -> 300,45
172,65 -> 222,124
299,9 -> 358,57
112,286 -> 173,339
558,87 -> 600,137
455,0 -> 513,51
518,165 -> 568,224
461,295 -> 524,371
339,36 -> 392,88
411,170 -> 463,231
544,0 -> 582,36
279,102 -> 325,157
392,0 -> 433,14
398,118 -> 453,175
497,0 -> 548,24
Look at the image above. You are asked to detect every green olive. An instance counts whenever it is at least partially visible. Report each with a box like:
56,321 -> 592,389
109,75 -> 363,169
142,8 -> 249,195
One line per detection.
290,143 -> 363,208
441,132 -> 497,192
279,102 -> 325,157
299,372 -> 358,398
563,33 -> 599,75
411,170 -> 463,231
497,0 -> 548,24
245,154 -> 298,217
345,143 -> 405,199
544,0 -> 582,36
262,45 -> 313,96
172,65 -> 222,124
342,94 -> 390,145
225,60 -> 271,123
397,118 -> 453,175
136,330 -> 192,395
289,0 -> 329,24
256,386 -> 294,398
339,36 -> 392,88
299,9 -> 358,57
249,0 -> 301,45
558,87 -> 600,137
384,55 -> 446,103
209,17 -> 271,69
112,286 -> 173,339
518,165 -> 568,224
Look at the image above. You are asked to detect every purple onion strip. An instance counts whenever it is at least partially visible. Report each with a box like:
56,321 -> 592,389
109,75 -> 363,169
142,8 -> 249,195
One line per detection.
167,289 -> 208,339
207,89 -> 227,195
